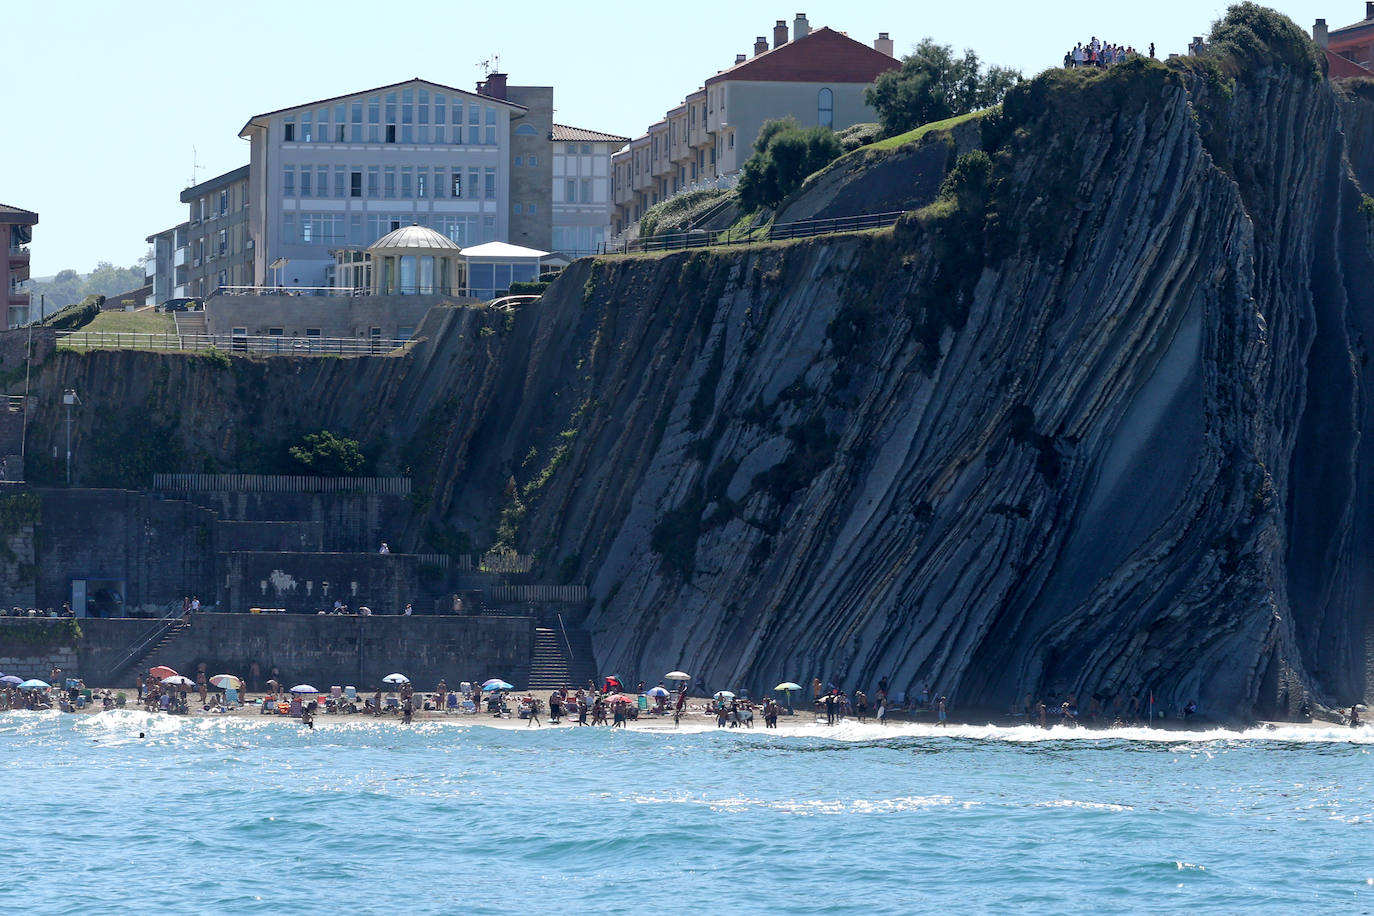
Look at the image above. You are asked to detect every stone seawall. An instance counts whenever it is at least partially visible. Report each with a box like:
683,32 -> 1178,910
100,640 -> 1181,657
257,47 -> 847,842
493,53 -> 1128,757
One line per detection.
1,615 -> 534,690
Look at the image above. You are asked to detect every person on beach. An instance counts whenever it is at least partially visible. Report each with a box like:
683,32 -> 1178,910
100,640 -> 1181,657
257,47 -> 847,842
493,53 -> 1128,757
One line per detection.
823,691 -> 836,726
1352,706 -> 1363,728
876,698 -> 886,725
301,706 -> 314,729
812,678 -> 823,702
526,697 -> 542,727
936,696 -> 948,726
548,691 -> 562,724
763,699 -> 778,728
716,700 -> 728,728
854,690 -> 868,723
611,700 -> 627,728
577,691 -> 589,726
402,696 -> 414,724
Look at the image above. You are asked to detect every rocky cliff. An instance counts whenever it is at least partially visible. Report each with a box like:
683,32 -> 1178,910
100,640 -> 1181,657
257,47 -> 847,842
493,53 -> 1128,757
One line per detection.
21,26 -> 1374,717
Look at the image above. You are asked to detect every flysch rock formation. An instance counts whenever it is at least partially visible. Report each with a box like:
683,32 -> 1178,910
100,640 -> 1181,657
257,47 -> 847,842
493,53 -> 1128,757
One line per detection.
22,38 -> 1374,718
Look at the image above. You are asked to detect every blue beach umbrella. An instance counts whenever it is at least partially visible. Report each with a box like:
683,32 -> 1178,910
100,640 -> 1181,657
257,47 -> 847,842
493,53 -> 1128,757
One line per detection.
18,679 -> 51,689
646,687 -> 670,698
0,675 -> 22,685
482,680 -> 514,692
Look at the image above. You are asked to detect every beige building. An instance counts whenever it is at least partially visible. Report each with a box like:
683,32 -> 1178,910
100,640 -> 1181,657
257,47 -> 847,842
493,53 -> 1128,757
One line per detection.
611,14 -> 898,234
181,165 -> 253,297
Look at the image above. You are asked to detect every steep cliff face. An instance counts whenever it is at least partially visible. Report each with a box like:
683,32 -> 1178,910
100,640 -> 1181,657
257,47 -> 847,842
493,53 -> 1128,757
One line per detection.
520,59 -> 1372,716
24,50 -> 1373,717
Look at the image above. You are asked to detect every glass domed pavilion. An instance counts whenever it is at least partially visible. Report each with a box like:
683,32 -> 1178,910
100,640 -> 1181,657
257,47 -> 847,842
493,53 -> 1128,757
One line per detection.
365,224 -> 464,295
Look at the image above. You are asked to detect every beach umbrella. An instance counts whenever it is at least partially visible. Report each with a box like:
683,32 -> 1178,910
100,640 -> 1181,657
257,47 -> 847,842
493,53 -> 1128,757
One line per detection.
209,674 -> 242,690
289,684 -> 319,694
149,666 -> 178,679
482,680 -> 514,692
714,690 -> 735,700
646,686 -> 670,698
1,675 -> 22,685
18,679 -> 50,689
382,673 -> 410,685
607,693 -> 636,704
161,675 -> 195,687
665,671 -> 691,681
775,682 -> 802,711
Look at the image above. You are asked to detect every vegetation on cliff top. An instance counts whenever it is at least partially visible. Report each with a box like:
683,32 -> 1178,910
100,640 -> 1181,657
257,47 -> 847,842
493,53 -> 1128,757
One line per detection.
737,118 -> 844,210
866,38 -> 1020,138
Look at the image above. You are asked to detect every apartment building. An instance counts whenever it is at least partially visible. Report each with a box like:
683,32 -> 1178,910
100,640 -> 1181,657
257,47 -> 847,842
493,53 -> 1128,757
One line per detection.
144,223 -> 188,305
611,14 -> 898,233
180,165 -> 252,297
1314,3 -> 1374,76
2,204 -> 38,327
551,125 -> 629,255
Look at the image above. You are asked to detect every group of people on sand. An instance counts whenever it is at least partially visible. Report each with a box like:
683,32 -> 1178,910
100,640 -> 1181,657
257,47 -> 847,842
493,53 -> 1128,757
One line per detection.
1063,37 -> 1152,69
807,677 -> 948,726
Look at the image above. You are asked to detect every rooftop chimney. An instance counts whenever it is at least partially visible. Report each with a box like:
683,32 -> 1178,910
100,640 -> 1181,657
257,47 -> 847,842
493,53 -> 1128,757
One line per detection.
874,32 -> 894,57
1367,0 -> 1374,18
476,72 -> 508,100
774,20 -> 789,48
1314,18 -> 1329,48
793,13 -> 810,39
754,36 -> 769,56
735,53 -> 747,64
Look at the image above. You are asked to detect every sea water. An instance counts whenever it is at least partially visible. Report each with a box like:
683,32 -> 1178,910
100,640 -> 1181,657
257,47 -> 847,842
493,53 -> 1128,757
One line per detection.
1,711 -> 1369,915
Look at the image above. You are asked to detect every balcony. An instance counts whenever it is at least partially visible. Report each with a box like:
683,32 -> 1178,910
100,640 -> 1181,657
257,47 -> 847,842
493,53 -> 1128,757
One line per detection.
174,247 -> 188,268
7,289 -> 30,307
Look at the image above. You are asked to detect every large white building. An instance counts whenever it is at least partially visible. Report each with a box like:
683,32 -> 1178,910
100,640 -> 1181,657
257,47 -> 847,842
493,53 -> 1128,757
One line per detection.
239,78 -> 529,288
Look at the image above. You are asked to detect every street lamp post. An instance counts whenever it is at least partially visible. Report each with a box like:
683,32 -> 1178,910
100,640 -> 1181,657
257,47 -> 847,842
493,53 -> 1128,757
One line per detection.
62,389 -> 79,484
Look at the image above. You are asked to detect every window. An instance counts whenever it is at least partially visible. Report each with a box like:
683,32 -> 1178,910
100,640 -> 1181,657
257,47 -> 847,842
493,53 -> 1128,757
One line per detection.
435,94 -> 447,123
529,155 -> 538,167
514,156 -> 523,167
218,229 -> 227,256
306,328 -> 321,338
218,190 -> 228,215
512,203 -> 522,215
317,167 -> 329,198
581,143 -> 591,155
386,124 -> 396,143
337,124 -> 346,141
349,214 -> 363,245
302,113 -> 312,143
485,107 -> 497,146
284,118 -> 295,141
514,123 -> 538,136
451,173 -> 462,197
384,167 -> 396,198
484,167 -> 495,199
367,167 -> 379,196
268,327 -> 284,336
302,220 -> 312,243
401,168 -> 413,198
283,167 -> 295,196
581,178 -> 591,204
527,203 -> 536,214
300,169 -> 312,197
565,179 -> 576,202
417,171 -> 427,198
335,167 -> 346,197
468,168 -> 479,201
818,88 -> 833,128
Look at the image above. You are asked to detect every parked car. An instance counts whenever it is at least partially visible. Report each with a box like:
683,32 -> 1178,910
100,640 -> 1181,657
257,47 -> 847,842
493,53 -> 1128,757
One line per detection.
159,297 -> 203,312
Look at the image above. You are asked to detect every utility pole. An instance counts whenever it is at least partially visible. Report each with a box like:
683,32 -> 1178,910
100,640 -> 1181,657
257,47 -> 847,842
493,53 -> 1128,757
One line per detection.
63,389 -> 79,484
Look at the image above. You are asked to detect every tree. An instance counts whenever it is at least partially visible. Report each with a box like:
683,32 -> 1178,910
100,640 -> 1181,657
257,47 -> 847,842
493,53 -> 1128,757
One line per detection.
81,261 -> 145,300
288,431 -> 367,476
737,118 -> 844,210
866,39 -> 1021,137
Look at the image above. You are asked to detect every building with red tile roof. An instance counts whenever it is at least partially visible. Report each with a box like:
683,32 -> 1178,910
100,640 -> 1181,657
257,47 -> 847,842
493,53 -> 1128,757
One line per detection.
1314,4 -> 1374,76
611,14 -> 898,234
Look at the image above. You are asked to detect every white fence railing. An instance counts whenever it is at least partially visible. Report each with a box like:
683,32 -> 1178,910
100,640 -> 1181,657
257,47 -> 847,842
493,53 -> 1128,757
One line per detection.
56,331 -> 414,355
153,474 -> 412,495
484,584 -> 588,603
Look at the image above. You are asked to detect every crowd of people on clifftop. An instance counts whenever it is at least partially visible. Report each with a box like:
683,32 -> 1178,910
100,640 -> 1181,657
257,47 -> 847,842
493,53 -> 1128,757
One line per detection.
1063,37 -> 1154,69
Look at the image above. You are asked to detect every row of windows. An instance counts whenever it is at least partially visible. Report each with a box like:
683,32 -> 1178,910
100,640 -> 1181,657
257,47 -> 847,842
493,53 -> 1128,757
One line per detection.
283,93 -> 501,146
190,185 -> 248,223
285,212 -> 498,247
281,165 -> 497,201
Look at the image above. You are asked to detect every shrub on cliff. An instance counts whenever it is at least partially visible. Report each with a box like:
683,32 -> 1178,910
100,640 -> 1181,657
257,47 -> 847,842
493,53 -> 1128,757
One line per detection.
737,118 -> 843,209
40,297 -> 101,331
288,431 -> 366,476
867,39 -> 1020,138
1206,3 -> 1322,78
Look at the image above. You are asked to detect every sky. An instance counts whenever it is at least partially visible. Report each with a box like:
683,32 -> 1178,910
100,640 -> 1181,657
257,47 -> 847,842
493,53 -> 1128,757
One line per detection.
2,0 -> 1348,277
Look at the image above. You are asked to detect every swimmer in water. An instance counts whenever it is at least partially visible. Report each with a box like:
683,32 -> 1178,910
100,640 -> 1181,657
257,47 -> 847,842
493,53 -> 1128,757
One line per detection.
301,708 -> 315,730
138,732 -> 145,739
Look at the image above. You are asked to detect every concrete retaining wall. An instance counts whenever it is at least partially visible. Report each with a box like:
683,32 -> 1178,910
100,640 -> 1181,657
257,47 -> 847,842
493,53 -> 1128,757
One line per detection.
0,614 -> 533,691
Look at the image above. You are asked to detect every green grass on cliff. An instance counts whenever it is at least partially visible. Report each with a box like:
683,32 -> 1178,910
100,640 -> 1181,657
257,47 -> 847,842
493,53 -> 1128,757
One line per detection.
859,110 -> 988,154
83,310 -> 176,335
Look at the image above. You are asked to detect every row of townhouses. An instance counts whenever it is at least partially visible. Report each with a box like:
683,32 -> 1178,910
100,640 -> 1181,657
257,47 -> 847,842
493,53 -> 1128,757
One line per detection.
610,14 -> 900,234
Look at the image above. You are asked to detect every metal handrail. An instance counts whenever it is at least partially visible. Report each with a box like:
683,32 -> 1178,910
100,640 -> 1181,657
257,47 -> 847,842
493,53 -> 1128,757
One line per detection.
557,612 -> 574,662
604,209 -> 907,256
105,601 -> 183,683
55,330 -> 413,356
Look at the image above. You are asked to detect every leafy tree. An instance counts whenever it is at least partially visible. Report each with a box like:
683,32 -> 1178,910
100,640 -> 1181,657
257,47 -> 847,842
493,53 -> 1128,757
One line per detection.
737,118 -> 844,210
288,431 -> 367,476
81,261 -> 145,300
1207,3 -> 1322,77
866,39 -> 1021,137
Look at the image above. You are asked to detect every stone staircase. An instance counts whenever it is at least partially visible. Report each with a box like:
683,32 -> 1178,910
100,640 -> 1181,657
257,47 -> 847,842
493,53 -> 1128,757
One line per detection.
174,311 -> 208,340
107,619 -> 190,685
527,625 -> 597,689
